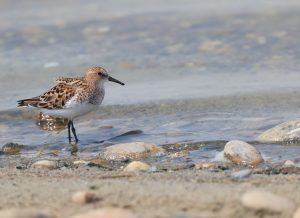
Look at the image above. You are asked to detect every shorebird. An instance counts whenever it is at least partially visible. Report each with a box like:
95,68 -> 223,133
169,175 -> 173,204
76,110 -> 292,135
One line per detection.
17,66 -> 124,143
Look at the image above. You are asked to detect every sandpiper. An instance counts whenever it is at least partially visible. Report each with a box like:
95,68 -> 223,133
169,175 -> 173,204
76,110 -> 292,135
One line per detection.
17,66 -> 124,143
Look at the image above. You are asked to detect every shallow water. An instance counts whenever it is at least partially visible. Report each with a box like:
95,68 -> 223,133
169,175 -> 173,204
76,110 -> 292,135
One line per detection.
0,0 -> 300,163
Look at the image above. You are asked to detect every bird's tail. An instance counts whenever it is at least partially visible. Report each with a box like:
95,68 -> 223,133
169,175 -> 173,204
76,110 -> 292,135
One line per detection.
17,98 -> 39,108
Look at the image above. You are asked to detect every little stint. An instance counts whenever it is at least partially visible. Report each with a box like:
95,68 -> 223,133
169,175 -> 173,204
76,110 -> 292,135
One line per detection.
18,66 -> 124,143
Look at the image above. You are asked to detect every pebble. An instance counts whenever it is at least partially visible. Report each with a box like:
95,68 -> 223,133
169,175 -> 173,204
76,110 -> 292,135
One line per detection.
72,191 -> 98,205
102,142 -> 163,161
195,162 -> 216,170
284,160 -> 295,167
1,143 -> 24,155
123,161 -> 150,172
0,208 -> 54,218
73,160 -> 89,166
71,208 -> 137,218
31,160 -> 57,170
257,119 -> 300,142
224,140 -> 264,165
231,169 -> 252,179
241,190 -> 295,213
293,206 -> 300,218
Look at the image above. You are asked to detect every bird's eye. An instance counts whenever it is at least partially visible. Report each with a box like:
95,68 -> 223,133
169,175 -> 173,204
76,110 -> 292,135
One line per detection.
98,72 -> 108,78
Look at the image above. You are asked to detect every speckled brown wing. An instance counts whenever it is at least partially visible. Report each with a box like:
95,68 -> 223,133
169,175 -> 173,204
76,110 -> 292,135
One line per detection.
55,77 -> 84,85
17,84 -> 76,109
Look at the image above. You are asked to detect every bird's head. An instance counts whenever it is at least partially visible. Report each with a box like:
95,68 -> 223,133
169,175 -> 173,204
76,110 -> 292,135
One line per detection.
86,66 -> 125,85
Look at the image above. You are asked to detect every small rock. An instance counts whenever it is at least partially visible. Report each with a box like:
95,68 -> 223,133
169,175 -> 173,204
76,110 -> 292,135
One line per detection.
224,140 -> 264,165
293,206 -> 300,218
31,160 -> 57,170
0,208 -> 54,218
195,162 -> 216,170
102,142 -> 163,161
241,190 -> 295,213
71,208 -> 137,218
284,160 -> 295,167
73,160 -> 89,166
123,161 -> 150,172
1,143 -> 24,155
258,119 -> 300,142
231,169 -> 252,179
72,191 -> 98,205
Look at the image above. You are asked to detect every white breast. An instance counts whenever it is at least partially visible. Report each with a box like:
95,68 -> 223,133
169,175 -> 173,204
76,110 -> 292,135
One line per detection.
41,104 -> 98,120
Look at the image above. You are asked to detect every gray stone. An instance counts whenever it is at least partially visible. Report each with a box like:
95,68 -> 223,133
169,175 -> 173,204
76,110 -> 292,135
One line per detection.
258,119 -> 300,142
101,142 -> 163,161
224,140 -> 264,165
31,160 -> 57,170
231,169 -> 252,179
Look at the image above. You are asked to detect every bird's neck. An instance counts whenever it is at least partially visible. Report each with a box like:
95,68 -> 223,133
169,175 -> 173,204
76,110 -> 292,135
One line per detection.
88,81 -> 105,105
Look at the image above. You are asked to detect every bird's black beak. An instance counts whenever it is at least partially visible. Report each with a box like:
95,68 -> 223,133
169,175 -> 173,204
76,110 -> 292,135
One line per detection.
108,76 -> 125,85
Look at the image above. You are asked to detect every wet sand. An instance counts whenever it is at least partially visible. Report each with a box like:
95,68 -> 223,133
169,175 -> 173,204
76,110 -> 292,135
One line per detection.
1,159 -> 300,218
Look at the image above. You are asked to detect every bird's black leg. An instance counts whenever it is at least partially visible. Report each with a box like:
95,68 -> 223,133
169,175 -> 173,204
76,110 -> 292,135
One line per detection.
71,121 -> 79,143
67,120 -> 72,143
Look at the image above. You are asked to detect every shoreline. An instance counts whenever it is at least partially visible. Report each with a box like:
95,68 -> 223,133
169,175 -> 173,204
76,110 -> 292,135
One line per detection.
1,160 -> 300,218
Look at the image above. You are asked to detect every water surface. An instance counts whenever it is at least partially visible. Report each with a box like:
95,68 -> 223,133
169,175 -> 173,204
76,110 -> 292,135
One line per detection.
0,0 -> 300,162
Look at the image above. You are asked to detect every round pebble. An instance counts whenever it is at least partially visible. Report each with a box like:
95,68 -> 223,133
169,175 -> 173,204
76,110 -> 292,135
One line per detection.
72,191 -> 98,205
224,140 -> 264,165
0,208 -> 54,218
284,160 -> 295,167
123,161 -> 150,172
73,160 -> 89,166
71,208 -> 137,218
241,190 -> 295,213
195,162 -> 216,170
231,169 -> 252,179
102,142 -> 163,161
31,160 -> 57,170
1,143 -> 24,155
258,119 -> 300,142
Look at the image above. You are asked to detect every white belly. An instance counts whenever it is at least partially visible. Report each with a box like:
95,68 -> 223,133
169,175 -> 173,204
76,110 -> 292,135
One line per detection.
41,104 -> 98,120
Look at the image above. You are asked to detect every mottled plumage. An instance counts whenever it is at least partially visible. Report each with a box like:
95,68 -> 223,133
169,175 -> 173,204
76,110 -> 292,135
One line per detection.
18,84 -> 76,109
18,66 -> 125,143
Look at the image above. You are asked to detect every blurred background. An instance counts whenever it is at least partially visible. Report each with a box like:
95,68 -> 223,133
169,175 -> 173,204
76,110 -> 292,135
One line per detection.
1,0 -> 300,108
1,0 -> 300,153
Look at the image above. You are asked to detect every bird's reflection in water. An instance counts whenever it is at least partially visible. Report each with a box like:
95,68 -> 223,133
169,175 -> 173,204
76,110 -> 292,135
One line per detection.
36,112 -> 69,132
35,112 -> 78,155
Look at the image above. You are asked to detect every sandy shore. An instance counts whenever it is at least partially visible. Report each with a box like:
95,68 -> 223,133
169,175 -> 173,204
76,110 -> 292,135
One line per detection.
0,157 -> 300,218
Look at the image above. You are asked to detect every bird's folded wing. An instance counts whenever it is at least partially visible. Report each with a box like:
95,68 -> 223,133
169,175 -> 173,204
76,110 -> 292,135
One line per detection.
17,84 -> 77,109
